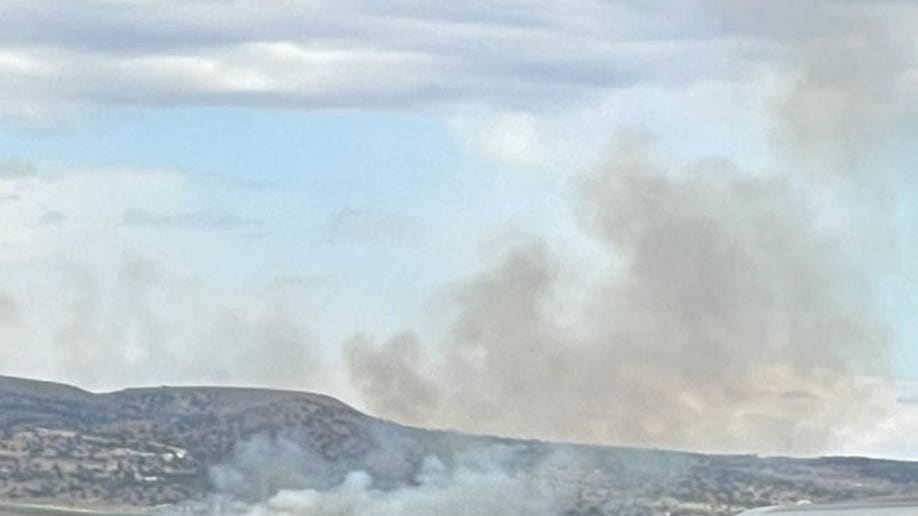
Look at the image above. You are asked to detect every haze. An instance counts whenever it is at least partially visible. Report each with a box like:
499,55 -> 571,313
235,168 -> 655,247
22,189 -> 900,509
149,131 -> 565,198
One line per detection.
1,0 -> 918,459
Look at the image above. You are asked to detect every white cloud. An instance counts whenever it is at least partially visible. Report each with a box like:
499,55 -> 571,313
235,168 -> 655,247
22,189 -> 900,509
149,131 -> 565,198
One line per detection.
0,0 -> 912,136
453,113 -> 541,167
0,160 -> 329,392
0,0 -> 782,127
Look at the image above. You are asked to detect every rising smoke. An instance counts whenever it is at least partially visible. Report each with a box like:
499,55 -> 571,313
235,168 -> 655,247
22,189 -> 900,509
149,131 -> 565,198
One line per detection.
344,0 -> 917,455
346,139 -> 889,454
112,2 -> 918,514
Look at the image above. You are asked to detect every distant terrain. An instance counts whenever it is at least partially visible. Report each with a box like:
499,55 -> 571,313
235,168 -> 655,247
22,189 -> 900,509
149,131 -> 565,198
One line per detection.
1,375 -> 918,515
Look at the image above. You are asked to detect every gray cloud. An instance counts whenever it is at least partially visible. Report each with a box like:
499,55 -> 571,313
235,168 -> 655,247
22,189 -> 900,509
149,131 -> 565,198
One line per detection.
0,291 -> 19,326
324,208 -> 423,244
0,1 -> 912,129
0,0 -> 913,131
16,257 -> 324,391
122,208 -> 263,231
0,291 -> 28,367
0,158 -> 37,178
39,206 -> 67,225
0,161 -> 318,391
0,0 -> 764,126
704,0 -> 918,168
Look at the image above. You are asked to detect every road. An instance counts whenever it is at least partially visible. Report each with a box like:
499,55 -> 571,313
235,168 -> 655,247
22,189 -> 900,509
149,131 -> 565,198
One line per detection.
739,498 -> 918,515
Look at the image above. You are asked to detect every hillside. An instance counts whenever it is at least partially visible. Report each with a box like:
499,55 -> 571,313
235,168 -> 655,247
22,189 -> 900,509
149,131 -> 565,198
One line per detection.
1,376 -> 918,515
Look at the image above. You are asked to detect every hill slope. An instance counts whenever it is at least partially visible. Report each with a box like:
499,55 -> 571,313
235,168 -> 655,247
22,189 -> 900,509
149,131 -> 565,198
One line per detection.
1,376 -> 918,515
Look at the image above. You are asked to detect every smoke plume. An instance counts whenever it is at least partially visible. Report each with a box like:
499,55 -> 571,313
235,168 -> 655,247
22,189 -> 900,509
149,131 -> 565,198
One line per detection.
346,139 -> 889,454
342,0 -> 917,455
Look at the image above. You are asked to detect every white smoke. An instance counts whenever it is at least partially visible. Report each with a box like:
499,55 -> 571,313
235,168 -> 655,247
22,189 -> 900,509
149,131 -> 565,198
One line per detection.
241,459 -> 551,516
190,433 -> 558,516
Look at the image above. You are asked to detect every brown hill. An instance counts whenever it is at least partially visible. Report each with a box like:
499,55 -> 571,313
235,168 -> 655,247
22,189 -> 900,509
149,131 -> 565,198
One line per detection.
2,375 -> 918,515
0,376 -> 383,506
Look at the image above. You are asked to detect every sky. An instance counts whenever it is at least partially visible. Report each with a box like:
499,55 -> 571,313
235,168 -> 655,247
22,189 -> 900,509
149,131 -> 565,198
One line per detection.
2,0 -> 918,458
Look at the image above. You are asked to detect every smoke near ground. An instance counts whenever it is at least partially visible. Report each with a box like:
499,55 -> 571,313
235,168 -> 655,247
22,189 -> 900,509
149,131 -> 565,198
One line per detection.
170,416 -> 918,516
232,457 -> 551,516
189,432 -> 558,516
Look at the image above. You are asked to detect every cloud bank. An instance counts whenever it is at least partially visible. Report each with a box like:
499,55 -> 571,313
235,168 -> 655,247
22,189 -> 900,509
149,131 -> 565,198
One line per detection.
8,0 -> 917,128
0,162 -> 321,392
